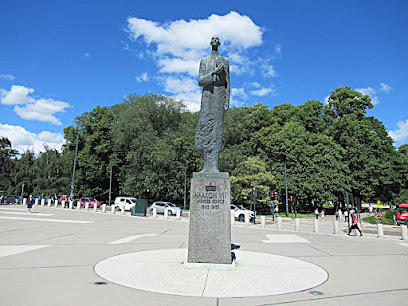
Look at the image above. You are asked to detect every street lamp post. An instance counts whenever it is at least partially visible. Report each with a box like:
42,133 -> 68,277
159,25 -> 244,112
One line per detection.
285,162 -> 289,217
346,192 -> 350,233
184,163 -> 187,210
20,183 -> 24,200
70,134 -> 79,200
108,166 -> 112,206
253,187 -> 256,224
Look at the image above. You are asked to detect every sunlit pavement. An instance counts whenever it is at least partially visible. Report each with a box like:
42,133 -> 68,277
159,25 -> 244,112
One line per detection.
0,204 -> 407,305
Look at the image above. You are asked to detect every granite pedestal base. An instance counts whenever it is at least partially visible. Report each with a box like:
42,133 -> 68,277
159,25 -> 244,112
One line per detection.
187,172 -> 231,264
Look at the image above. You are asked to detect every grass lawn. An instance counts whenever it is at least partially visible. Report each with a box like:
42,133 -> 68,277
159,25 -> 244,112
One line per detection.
363,213 -> 395,225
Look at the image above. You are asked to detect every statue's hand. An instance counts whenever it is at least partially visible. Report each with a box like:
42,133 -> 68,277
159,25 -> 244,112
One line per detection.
212,64 -> 224,75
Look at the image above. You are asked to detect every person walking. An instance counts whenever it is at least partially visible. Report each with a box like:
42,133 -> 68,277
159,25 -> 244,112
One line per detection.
314,208 -> 319,220
27,194 -> 34,213
344,210 -> 349,223
348,209 -> 363,236
337,209 -> 342,221
321,209 -> 325,222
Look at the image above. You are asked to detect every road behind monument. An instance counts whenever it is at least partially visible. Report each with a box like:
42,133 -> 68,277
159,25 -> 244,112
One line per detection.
0,205 -> 407,305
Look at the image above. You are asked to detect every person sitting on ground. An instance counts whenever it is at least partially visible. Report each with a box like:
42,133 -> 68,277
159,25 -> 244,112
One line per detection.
348,209 -> 363,236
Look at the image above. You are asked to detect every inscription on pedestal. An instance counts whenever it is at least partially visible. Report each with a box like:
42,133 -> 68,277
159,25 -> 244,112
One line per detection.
187,173 -> 231,264
195,183 -> 227,211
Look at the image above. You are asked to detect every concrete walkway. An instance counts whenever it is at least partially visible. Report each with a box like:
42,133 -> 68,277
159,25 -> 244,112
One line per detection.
0,204 -> 407,305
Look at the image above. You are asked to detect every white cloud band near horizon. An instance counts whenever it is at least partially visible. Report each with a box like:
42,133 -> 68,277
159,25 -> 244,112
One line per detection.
0,124 -> 64,154
126,11 -> 277,111
0,85 -> 71,125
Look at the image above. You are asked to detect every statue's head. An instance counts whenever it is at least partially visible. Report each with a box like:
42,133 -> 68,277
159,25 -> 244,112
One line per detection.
210,35 -> 220,46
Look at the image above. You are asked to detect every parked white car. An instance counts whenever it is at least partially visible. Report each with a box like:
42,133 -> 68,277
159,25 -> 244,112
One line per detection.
114,197 -> 137,211
149,201 -> 182,216
231,204 -> 254,222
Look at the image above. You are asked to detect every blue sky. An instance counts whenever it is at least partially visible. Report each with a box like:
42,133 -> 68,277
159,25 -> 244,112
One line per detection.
1,0 -> 407,153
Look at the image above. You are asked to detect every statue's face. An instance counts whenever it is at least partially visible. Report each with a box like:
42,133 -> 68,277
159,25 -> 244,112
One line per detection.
210,36 -> 220,46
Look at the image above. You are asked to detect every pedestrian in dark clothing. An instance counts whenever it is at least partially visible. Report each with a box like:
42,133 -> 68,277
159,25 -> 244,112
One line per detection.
348,209 -> 363,236
27,195 -> 34,213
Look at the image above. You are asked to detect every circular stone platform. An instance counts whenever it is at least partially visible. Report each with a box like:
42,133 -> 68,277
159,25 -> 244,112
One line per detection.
94,249 -> 328,298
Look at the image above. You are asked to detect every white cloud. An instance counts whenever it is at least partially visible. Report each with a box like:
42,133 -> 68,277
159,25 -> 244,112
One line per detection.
380,83 -> 393,93
126,12 -> 282,107
0,124 -> 64,154
14,98 -> 71,126
324,94 -> 330,104
356,87 -> 380,105
231,87 -> 247,107
248,82 -> 276,97
356,83 -> 393,106
0,74 -> 15,81
0,85 -> 71,125
158,58 -> 199,76
83,52 -> 91,58
228,52 -> 248,65
275,44 -> 282,55
171,90 -> 202,112
232,87 -> 247,101
0,85 -> 35,105
136,72 -> 149,82
127,11 -> 263,53
127,11 -> 264,77
163,76 -> 201,111
164,76 -> 196,94
389,119 -> 408,143
261,62 -> 277,78
250,87 -> 272,97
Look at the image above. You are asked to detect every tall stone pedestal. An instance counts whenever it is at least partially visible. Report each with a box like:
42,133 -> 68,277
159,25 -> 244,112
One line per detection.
187,172 -> 231,264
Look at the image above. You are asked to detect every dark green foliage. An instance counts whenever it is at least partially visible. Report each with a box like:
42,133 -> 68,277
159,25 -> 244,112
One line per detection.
2,87 -> 407,206
0,137 -> 17,194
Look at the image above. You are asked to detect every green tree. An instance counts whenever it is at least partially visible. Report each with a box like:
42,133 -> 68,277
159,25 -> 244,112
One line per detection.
325,86 -> 402,203
75,106 -> 115,200
394,144 -> 408,204
111,94 -> 189,202
0,137 -> 17,194
31,146 -> 70,196
8,150 -> 36,196
230,156 -> 276,210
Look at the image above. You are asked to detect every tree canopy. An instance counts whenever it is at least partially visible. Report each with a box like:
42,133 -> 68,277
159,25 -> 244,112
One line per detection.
1,87 -> 407,210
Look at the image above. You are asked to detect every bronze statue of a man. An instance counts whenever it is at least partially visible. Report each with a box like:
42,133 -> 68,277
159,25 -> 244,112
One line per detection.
195,35 -> 230,173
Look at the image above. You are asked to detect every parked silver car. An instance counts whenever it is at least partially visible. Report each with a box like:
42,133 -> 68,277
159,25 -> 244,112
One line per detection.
149,201 -> 182,216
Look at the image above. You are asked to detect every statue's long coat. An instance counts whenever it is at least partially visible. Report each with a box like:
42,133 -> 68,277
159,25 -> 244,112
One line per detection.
195,53 -> 230,157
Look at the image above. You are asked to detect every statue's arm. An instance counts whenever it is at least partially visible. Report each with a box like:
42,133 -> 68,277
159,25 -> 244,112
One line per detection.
198,59 -> 213,86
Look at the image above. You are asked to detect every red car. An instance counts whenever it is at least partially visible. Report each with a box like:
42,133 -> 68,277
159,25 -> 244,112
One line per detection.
396,203 -> 408,225
79,197 -> 100,208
